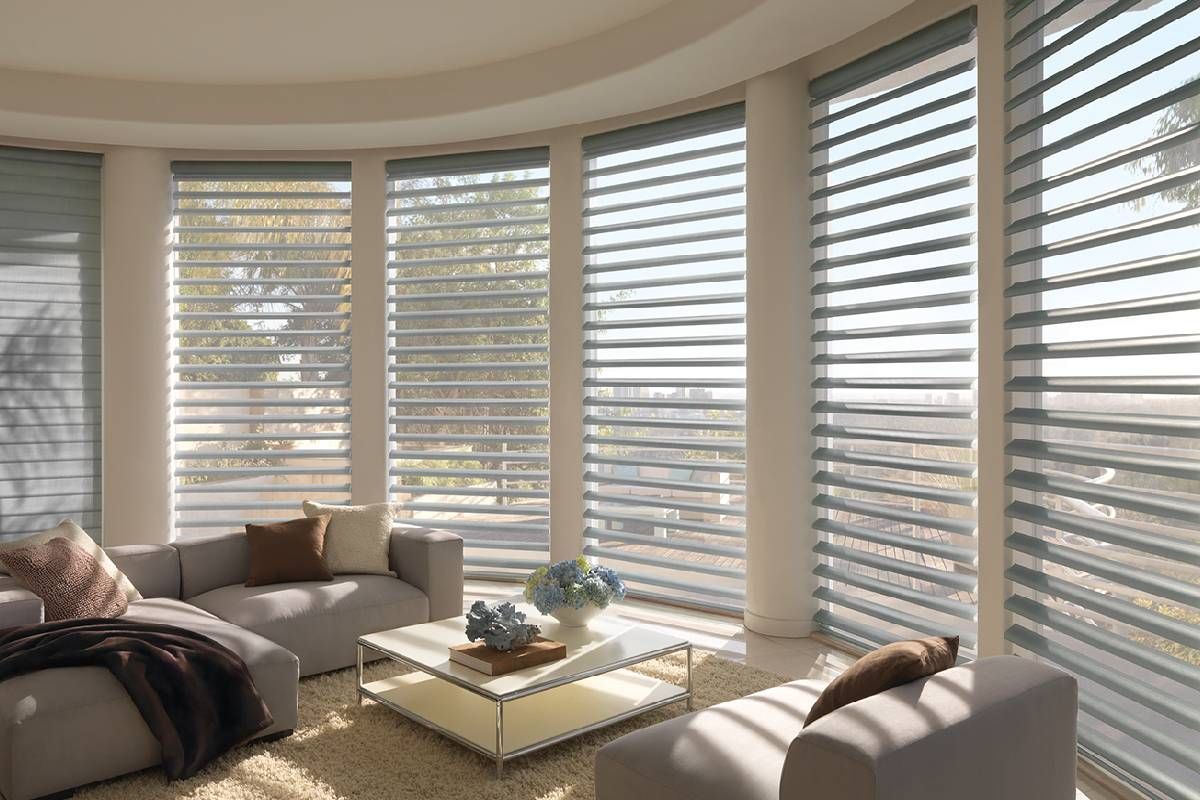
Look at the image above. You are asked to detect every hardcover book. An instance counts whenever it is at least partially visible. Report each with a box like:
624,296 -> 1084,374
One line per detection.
448,638 -> 567,676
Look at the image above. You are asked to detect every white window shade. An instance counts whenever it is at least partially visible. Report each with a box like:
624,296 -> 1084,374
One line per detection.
581,105 -> 747,613
1004,2 -> 1200,798
808,9 -> 980,650
171,161 -> 353,536
0,146 -> 102,540
386,149 -> 550,578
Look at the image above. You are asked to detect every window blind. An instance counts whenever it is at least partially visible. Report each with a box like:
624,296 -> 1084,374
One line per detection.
386,149 -> 550,577
1004,3 -> 1200,798
808,9 -> 980,650
171,161 -> 353,536
581,105 -> 747,613
0,147 -> 102,540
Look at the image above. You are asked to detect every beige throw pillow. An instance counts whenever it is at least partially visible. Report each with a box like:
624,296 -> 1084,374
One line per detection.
302,501 -> 395,576
0,520 -> 142,603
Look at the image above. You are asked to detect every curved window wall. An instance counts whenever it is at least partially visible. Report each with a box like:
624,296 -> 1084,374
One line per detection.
2,7 -> 1198,796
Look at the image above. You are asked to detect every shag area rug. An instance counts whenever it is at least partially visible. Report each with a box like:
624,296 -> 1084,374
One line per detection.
78,650 -> 785,800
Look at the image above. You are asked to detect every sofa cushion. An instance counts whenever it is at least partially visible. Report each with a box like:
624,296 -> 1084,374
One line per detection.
175,531 -> 251,599
0,580 -> 43,627
188,575 -> 429,676
595,679 -> 825,800
107,544 -> 181,599
0,598 -> 298,800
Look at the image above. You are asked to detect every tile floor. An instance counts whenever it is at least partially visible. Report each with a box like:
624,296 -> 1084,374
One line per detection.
465,580 -> 1130,800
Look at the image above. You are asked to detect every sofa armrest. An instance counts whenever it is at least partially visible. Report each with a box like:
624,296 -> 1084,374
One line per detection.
0,583 -> 43,628
172,531 -> 249,599
389,526 -> 463,621
782,655 -> 1077,800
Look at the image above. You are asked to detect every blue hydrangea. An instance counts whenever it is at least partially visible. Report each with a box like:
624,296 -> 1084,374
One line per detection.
562,583 -> 588,609
582,575 -> 612,607
531,582 -> 566,614
590,566 -> 627,600
546,559 -> 585,586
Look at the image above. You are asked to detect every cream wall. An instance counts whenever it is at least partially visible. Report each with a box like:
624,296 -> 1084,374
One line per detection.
0,0 -> 1002,640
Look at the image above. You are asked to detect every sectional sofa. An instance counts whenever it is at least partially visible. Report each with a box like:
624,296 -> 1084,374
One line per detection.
0,526 -> 463,800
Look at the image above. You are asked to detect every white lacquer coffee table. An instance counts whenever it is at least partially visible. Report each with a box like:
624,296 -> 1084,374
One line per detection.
356,606 -> 692,777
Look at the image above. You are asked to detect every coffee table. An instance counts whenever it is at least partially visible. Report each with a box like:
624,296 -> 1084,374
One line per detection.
356,606 -> 692,776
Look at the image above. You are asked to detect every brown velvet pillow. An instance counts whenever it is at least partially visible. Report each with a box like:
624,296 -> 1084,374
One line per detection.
0,536 -> 128,621
245,515 -> 333,587
803,635 -> 959,727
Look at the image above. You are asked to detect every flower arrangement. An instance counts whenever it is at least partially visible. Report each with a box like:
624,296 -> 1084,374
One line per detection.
524,557 -> 626,615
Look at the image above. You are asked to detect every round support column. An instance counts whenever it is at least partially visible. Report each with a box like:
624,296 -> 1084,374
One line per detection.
743,64 -> 817,637
102,147 -> 174,545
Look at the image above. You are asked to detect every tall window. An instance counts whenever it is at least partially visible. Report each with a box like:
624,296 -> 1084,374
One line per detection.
581,105 -> 747,613
808,10 -> 979,650
171,162 -> 352,537
1004,3 -> 1200,797
0,147 -> 102,540
386,150 -> 550,578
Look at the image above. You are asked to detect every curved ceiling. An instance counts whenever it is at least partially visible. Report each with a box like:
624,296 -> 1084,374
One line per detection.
0,0 -> 677,84
0,0 -> 913,150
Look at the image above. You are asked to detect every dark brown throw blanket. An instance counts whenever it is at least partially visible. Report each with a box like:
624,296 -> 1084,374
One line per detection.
0,618 -> 273,779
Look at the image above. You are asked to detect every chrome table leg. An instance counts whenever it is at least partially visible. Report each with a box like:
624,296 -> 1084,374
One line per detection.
686,644 -> 694,711
495,699 -> 505,777
356,642 -> 365,706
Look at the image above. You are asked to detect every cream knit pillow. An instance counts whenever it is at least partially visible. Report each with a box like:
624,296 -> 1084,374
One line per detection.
0,519 -> 143,602
302,501 -> 395,576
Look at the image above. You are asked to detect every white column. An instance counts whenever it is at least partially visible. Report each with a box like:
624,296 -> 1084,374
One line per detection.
547,134 -> 585,562
743,63 -> 816,637
102,147 -> 174,545
974,0 -> 1011,658
350,155 -> 390,505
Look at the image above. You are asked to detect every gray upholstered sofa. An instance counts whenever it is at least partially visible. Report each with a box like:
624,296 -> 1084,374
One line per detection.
0,526 -> 463,800
596,655 -> 1078,800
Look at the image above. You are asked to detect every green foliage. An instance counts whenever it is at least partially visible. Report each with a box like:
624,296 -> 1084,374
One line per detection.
1136,85 -> 1200,208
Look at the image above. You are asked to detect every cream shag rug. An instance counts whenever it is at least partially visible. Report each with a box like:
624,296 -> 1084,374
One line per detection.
77,651 -> 784,800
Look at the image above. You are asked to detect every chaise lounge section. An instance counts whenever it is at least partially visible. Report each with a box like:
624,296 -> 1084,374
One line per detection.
0,526 -> 463,800
595,655 -> 1078,800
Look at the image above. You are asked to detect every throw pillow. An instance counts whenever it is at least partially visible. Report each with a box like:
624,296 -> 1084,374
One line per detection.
245,515 -> 334,587
803,635 -> 959,727
302,501 -> 395,575
0,520 -> 142,603
0,537 -> 129,621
